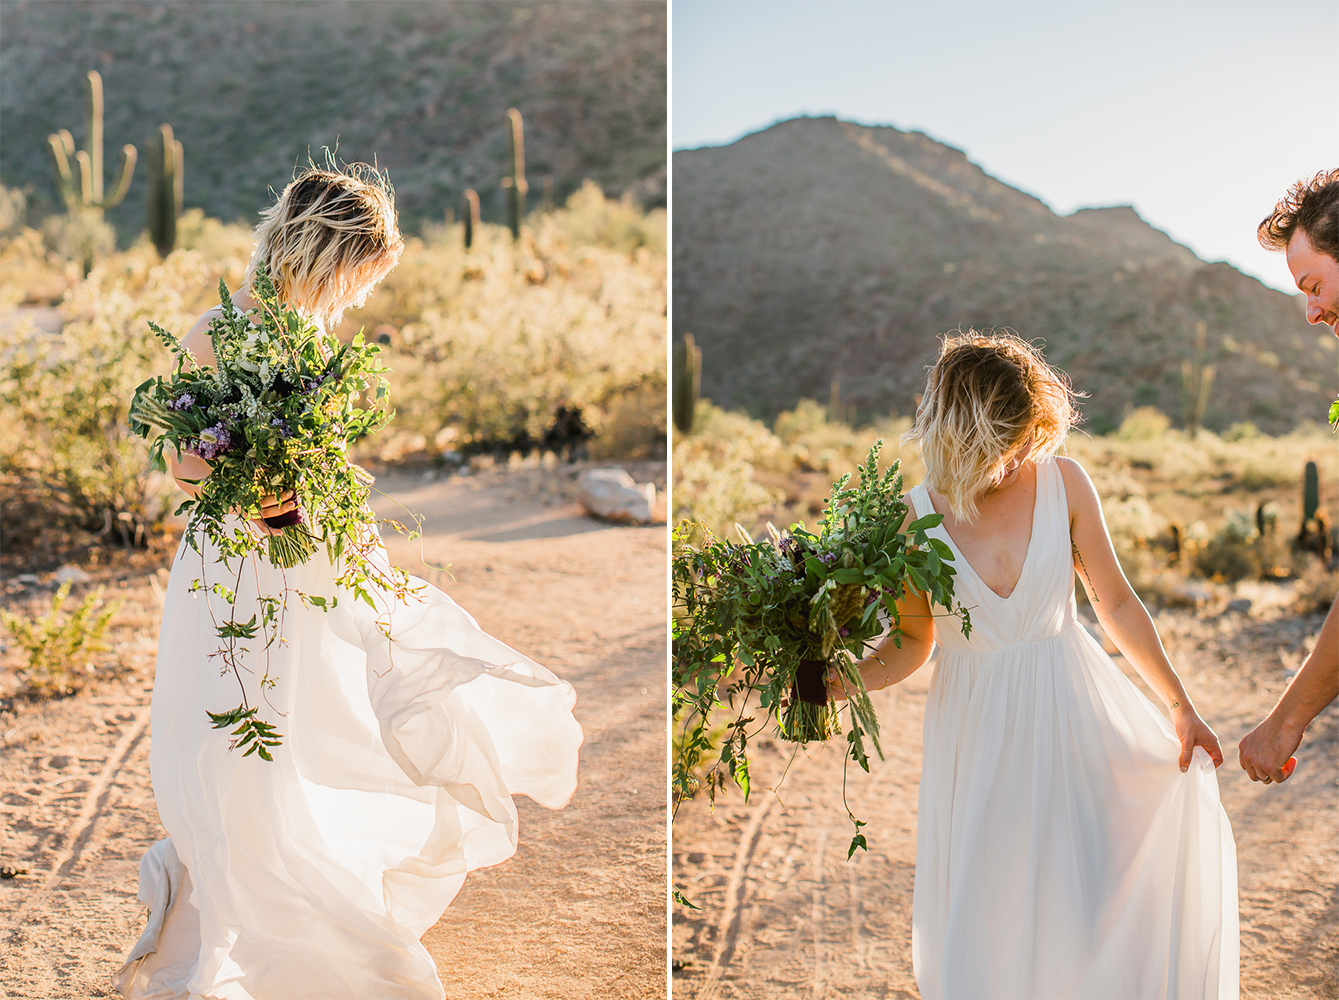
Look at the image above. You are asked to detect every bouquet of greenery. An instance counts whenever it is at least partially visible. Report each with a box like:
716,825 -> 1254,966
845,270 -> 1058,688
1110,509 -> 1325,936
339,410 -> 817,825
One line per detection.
129,262 -> 416,760
672,442 -> 971,860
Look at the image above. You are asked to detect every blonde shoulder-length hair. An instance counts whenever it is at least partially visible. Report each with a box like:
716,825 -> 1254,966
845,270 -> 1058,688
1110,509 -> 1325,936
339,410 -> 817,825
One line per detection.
243,163 -> 405,329
905,330 -> 1079,522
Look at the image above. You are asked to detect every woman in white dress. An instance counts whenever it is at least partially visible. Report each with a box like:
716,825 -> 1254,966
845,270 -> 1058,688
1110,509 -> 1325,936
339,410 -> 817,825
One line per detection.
116,166 -> 583,1000
832,332 -> 1237,1000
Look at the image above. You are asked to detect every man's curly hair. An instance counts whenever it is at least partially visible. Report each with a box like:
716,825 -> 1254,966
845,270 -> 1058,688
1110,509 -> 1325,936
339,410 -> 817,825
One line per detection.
1257,168 -> 1339,263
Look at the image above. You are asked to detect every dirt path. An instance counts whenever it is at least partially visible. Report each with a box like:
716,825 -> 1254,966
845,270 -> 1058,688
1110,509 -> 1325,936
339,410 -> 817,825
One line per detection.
0,463 -> 668,999
672,603 -> 1339,999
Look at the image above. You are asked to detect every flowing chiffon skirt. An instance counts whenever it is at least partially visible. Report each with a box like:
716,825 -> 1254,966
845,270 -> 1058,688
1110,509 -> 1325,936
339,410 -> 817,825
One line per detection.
908,462 -> 1237,999
115,525 -> 582,1000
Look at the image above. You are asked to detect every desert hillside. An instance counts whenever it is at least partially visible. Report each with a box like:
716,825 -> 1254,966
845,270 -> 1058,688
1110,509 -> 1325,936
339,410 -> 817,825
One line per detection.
672,116 -> 1335,433
0,1 -> 666,233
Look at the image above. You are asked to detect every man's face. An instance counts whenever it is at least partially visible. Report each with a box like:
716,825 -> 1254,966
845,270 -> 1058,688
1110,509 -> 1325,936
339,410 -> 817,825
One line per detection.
1285,230 -> 1339,334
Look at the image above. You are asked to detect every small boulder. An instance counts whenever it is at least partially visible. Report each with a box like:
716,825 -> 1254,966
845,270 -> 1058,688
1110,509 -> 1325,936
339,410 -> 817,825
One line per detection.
54,564 -> 92,585
579,468 -> 655,524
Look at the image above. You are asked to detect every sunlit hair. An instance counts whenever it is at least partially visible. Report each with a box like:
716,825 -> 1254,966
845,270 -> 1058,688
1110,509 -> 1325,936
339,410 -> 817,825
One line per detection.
243,162 -> 405,329
1257,168 -> 1339,263
906,330 -> 1079,522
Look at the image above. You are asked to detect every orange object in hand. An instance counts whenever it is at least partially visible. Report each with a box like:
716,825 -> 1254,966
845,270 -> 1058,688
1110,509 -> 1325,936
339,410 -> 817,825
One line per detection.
1282,756 -> 1297,779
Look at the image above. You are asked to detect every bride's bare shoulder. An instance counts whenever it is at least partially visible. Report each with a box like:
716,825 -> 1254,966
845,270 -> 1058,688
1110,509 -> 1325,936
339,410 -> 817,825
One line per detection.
1054,456 -> 1102,517
1054,456 -> 1094,489
179,307 -> 222,368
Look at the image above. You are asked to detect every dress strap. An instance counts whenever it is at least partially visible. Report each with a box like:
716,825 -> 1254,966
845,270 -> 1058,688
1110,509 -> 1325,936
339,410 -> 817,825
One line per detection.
908,480 -> 931,521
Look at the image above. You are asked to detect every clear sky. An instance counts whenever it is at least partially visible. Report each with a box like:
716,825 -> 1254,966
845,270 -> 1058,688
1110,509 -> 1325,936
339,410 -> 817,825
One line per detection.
672,0 -> 1338,295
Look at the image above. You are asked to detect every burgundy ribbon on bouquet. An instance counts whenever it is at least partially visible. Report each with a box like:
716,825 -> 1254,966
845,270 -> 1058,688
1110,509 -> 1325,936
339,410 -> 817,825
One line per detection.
795,659 -> 829,706
263,509 -> 304,529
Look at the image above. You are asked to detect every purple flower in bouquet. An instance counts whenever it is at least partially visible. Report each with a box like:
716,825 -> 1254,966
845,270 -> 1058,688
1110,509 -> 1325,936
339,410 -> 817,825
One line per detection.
188,423 -> 234,461
270,417 -> 293,439
169,392 -> 197,411
819,551 -> 839,567
304,371 -> 335,394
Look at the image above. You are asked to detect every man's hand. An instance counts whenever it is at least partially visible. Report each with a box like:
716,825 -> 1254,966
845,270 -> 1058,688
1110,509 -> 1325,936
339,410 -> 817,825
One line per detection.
1239,714 -> 1303,784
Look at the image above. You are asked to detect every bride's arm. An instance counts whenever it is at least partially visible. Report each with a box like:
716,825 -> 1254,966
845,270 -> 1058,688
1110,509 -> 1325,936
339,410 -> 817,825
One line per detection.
166,310 -> 295,533
1058,457 -> 1223,770
830,487 -> 938,700
166,317 -> 219,501
829,586 -> 937,700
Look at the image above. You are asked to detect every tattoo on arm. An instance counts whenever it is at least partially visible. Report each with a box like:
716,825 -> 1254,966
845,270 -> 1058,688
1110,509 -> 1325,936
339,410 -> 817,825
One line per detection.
1072,541 -> 1098,603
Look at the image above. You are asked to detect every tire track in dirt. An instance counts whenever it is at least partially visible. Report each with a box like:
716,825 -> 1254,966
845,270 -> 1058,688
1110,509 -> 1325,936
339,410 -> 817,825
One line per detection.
675,672 -> 928,1000
4,702 -> 150,938
697,792 -> 776,999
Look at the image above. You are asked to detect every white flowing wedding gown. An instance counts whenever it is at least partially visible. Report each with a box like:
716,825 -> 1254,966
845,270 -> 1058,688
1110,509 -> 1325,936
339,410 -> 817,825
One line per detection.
114,522 -> 583,1000
908,458 -> 1238,1000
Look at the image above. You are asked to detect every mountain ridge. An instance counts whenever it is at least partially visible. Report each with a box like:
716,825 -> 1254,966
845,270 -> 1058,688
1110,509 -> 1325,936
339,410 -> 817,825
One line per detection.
673,116 -> 1332,433
0,1 -> 666,237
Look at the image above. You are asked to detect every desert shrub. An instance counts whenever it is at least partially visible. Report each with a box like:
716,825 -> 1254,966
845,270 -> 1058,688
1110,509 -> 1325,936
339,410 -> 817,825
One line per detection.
771,399 -> 924,483
0,185 -> 27,237
175,209 -> 256,284
0,250 -> 209,548
1113,406 -> 1171,442
672,401 -> 931,537
1194,511 -> 1292,582
1290,563 -> 1339,616
1239,463 -> 1296,491
1223,421 -> 1261,442
358,186 -> 665,456
694,401 -> 786,469
673,444 -> 782,540
673,402 -> 783,538
548,180 -> 666,256
588,381 -> 667,460
41,210 -> 117,275
1103,495 -> 1164,553
0,582 -> 121,697
0,226 -> 76,310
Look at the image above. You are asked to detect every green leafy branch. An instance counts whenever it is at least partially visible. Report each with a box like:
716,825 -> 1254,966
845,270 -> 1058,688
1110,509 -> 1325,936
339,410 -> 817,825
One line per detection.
207,705 -> 284,761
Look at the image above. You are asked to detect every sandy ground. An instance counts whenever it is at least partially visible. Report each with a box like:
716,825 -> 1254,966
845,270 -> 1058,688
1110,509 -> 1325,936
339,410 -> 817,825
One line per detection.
672,599 -> 1339,1000
0,462 -> 669,999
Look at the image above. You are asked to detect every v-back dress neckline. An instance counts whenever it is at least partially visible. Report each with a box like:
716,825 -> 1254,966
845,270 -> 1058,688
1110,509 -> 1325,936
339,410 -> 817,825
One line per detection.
915,462 -> 1044,602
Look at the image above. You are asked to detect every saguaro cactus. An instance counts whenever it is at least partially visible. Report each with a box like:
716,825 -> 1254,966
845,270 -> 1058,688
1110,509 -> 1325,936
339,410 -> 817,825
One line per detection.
501,108 -> 528,240
1303,461 -> 1320,524
145,123 -> 184,257
1181,321 -> 1215,439
461,189 -> 480,250
46,70 -> 136,214
673,334 -> 702,436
